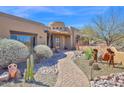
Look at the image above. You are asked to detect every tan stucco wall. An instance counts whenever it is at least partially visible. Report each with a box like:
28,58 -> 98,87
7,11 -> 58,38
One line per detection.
65,36 -> 71,49
0,13 -> 47,45
49,22 -> 65,29
0,13 -> 83,50
68,27 -> 83,49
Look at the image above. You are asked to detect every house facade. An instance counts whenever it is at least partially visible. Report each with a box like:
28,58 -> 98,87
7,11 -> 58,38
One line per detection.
0,12 -> 83,50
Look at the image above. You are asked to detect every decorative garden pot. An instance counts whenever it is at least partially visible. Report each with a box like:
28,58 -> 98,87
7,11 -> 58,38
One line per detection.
8,63 -> 18,79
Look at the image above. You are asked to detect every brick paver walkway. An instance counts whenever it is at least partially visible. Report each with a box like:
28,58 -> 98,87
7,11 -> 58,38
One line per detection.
55,51 -> 90,87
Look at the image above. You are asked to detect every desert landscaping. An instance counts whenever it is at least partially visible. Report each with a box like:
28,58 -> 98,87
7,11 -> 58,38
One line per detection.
0,6 -> 124,87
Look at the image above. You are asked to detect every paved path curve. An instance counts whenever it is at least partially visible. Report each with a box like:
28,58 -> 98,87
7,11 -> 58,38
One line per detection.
55,51 -> 90,87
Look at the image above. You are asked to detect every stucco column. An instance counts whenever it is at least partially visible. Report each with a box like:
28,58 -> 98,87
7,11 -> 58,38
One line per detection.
48,33 -> 51,47
70,31 -> 74,49
61,36 -> 65,49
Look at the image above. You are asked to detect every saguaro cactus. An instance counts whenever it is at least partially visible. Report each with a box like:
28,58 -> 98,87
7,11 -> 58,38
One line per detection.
24,54 -> 34,82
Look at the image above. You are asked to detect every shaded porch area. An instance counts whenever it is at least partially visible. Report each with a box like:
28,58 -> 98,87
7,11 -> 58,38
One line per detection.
46,30 -> 71,50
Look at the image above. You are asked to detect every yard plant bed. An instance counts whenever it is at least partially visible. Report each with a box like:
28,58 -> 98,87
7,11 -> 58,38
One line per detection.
0,73 -> 57,87
0,51 -> 66,87
74,55 -> 124,81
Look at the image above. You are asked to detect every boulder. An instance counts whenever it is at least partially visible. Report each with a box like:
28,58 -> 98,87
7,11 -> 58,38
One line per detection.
16,69 -> 22,79
92,63 -> 100,70
0,72 -> 9,81
89,60 -> 94,66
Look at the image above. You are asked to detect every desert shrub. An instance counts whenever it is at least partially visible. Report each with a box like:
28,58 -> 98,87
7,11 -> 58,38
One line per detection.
34,45 -> 53,60
0,39 -> 30,67
84,48 -> 93,60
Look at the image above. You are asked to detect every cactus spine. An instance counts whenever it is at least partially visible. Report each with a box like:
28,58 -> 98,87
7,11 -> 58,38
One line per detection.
24,54 -> 34,82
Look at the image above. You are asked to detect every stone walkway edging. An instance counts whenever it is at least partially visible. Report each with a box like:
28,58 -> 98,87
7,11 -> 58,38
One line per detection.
55,51 -> 90,87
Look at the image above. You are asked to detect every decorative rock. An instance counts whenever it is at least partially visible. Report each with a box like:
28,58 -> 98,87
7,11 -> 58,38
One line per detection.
107,76 -> 112,80
91,72 -> 124,87
16,69 -> 22,79
104,84 -> 108,87
116,76 -> 120,81
92,63 -> 100,70
121,72 -> 124,76
113,77 -> 118,82
0,72 -> 9,81
89,60 -> 94,66
118,80 -> 124,84
119,76 -> 124,81
109,73 -> 115,77
94,76 -> 101,81
90,81 -> 94,87
100,76 -> 108,80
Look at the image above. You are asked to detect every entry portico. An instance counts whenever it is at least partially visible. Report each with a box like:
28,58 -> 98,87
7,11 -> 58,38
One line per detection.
46,29 -> 71,49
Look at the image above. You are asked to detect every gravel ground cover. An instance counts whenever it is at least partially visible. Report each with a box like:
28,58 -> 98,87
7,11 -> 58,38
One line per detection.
74,54 -> 124,87
90,72 -> 124,87
0,52 -> 66,87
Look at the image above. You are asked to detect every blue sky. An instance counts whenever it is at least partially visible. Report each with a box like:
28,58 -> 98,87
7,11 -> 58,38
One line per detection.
0,6 -> 123,28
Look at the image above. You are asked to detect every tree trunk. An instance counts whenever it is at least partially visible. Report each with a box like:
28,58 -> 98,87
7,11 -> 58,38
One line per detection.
106,40 -> 111,47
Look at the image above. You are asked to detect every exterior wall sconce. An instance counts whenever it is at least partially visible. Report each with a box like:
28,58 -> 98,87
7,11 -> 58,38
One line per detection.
39,36 -> 42,38
44,30 -> 49,33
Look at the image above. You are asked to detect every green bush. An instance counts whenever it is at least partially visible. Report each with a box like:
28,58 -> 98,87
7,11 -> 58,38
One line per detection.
34,45 -> 53,60
0,39 -> 30,67
84,48 -> 93,60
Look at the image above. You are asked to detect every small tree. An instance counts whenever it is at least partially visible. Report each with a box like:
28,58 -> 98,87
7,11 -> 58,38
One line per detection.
81,26 -> 99,45
93,8 -> 124,46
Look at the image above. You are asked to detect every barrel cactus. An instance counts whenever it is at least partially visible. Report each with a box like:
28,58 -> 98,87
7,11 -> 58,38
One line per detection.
0,39 -> 30,67
34,45 -> 53,60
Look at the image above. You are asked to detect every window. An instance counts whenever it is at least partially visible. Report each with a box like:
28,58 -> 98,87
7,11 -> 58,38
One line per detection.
10,32 -> 36,50
54,37 -> 60,48
60,27 -> 62,30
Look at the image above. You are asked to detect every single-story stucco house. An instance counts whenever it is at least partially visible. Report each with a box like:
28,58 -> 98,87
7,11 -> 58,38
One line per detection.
0,12 -> 83,50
